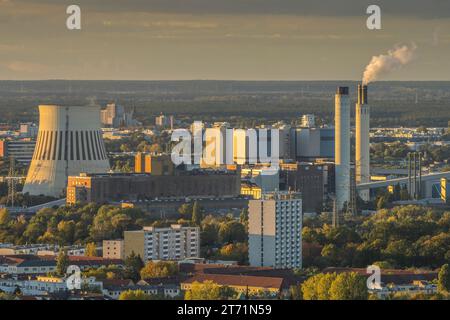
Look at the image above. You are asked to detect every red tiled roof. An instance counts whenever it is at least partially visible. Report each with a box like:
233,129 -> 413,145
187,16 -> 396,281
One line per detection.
179,263 -> 303,288
182,273 -> 283,290
180,263 -> 272,274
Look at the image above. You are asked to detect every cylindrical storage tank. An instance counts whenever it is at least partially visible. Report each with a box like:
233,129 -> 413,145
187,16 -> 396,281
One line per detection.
23,105 -> 110,197
334,87 -> 350,212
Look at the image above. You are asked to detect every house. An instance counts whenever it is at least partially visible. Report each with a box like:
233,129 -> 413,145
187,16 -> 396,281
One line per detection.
181,274 -> 284,298
101,279 -> 181,299
0,275 -> 103,296
0,255 -> 124,275
323,267 -> 438,299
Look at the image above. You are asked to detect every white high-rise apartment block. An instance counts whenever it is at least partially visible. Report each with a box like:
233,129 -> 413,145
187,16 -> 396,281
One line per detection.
248,192 -> 302,269
124,224 -> 200,261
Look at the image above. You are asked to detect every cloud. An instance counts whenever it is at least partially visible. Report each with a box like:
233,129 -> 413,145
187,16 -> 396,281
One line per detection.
0,43 -> 24,51
9,0 -> 450,19
5,60 -> 48,73
102,19 -> 218,30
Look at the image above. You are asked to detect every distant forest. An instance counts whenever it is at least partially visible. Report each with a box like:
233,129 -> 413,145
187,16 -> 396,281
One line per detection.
0,80 -> 449,127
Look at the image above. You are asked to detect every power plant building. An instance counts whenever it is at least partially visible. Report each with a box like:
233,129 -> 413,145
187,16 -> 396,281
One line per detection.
23,105 -> 110,198
290,127 -> 334,160
66,169 -> 241,204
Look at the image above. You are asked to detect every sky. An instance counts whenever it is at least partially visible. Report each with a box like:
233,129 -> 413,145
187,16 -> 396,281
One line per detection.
0,0 -> 449,80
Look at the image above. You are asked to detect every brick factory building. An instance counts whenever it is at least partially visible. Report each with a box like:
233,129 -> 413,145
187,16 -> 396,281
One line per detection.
66,168 -> 241,204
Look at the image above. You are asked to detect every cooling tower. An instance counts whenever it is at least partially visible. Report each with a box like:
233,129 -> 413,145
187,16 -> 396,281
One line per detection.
355,84 -> 370,201
22,105 -> 110,198
335,87 -> 350,212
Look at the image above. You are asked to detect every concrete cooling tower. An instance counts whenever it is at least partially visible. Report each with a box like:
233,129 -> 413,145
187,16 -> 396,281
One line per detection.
22,105 -> 110,198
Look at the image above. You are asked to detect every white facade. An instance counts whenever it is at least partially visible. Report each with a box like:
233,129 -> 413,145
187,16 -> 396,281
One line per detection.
202,123 -> 230,167
125,224 -> 200,262
334,87 -> 351,211
0,244 -> 85,256
248,192 -> 302,269
144,225 -> 200,261
23,105 -> 110,197
0,276 -> 102,296
233,129 -> 247,165
0,263 -> 56,275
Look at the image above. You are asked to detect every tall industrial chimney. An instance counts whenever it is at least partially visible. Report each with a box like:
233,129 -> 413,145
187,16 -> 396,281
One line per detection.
355,84 -> 370,201
23,105 -> 110,197
335,87 -> 350,212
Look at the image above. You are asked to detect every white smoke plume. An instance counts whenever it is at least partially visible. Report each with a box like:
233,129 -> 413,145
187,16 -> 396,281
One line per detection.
362,44 -> 417,85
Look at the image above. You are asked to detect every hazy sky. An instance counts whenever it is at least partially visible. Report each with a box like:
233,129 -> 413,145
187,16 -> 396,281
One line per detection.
0,0 -> 449,80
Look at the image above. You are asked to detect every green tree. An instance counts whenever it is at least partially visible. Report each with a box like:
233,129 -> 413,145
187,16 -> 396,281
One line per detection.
119,289 -> 155,300
0,208 -> 10,225
239,208 -> 248,225
178,203 -> 193,218
124,251 -> 144,281
329,272 -> 368,300
56,249 -> 69,276
376,196 -> 387,210
218,242 -> 248,264
191,201 -> 202,226
0,292 -> 14,300
301,273 -> 337,300
90,206 -> 132,241
218,221 -> 246,244
185,281 -> 236,300
201,223 -> 219,246
57,220 -> 76,244
85,242 -> 98,257
438,264 -> 450,293
140,261 -> 178,279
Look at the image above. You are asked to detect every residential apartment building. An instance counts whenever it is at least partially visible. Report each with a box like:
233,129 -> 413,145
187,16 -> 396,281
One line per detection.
124,225 -> 200,262
248,192 -> 302,269
102,240 -> 125,259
